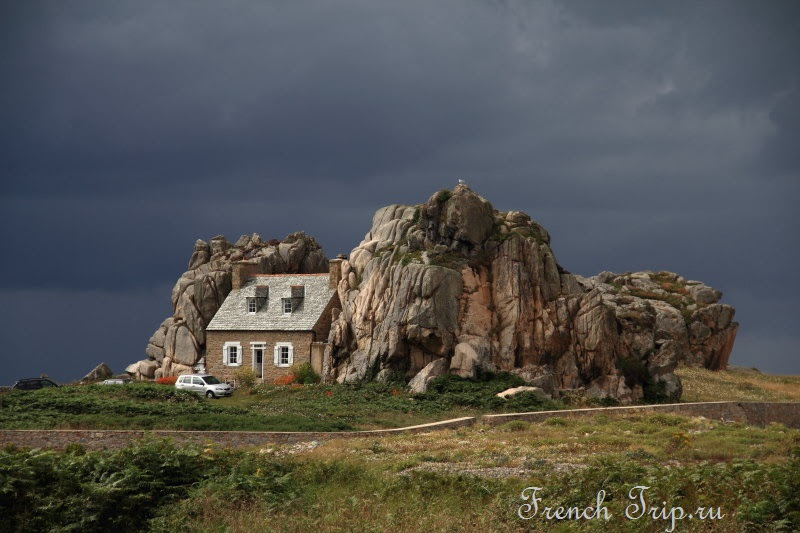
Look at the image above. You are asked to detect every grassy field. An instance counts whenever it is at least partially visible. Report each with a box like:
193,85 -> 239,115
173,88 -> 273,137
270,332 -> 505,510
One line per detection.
677,365 -> 800,402
2,367 -> 798,531
2,366 -> 798,432
2,413 -> 798,532
0,373 -> 563,431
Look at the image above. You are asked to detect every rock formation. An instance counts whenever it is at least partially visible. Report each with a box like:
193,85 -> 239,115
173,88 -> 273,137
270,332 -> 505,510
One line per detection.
321,185 -> 738,403
128,232 -> 328,380
81,362 -> 113,383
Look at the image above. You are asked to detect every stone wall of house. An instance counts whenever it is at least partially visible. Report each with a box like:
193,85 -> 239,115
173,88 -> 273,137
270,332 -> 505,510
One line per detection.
310,342 -> 326,375
206,330 -> 314,383
312,292 -> 341,342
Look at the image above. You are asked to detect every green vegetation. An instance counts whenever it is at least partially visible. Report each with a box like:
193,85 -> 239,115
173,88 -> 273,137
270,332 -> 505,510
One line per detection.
2,367 -> 796,434
233,367 -> 258,389
0,374 -> 563,432
678,365 -> 800,402
2,414 -> 798,532
290,362 -> 321,384
409,206 -> 421,225
420,372 -> 561,411
2,367 -> 796,433
399,249 -> 423,266
434,189 -> 452,203
0,383 -> 351,431
2,368 -> 799,530
0,439 -> 296,533
426,251 -> 468,270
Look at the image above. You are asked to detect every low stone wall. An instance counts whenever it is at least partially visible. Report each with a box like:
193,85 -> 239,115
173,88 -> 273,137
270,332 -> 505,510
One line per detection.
2,403 -> 798,451
0,417 -> 477,450
482,401 -> 800,428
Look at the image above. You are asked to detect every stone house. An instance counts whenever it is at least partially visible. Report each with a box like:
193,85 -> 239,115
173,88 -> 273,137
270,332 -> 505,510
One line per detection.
205,259 -> 342,383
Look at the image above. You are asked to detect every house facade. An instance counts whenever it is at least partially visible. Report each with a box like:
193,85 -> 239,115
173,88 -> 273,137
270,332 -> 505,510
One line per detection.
205,259 -> 342,383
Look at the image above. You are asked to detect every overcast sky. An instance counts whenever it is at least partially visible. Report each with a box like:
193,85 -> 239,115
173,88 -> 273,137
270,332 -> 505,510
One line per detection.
1,0 -> 798,383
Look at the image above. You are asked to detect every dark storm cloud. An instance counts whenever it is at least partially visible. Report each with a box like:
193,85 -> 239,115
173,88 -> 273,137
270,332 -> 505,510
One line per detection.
1,0 -> 798,379
2,1 -> 526,195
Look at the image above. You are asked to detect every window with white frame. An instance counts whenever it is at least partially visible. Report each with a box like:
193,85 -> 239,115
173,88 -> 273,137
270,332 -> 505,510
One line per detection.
223,341 -> 242,366
247,298 -> 257,313
282,298 -> 292,314
273,342 -> 293,367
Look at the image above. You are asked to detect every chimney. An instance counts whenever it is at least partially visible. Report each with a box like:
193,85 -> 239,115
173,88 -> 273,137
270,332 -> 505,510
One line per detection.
232,261 -> 261,290
328,255 -> 345,289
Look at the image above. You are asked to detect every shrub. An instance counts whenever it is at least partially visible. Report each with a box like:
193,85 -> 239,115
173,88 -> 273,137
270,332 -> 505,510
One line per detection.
669,431 -> 691,449
616,356 -> 649,388
234,367 -> 257,389
434,189 -> 452,203
291,363 -> 320,385
155,376 -> 177,385
0,441 -> 300,532
420,372 -> 562,412
737,447 -> 800,530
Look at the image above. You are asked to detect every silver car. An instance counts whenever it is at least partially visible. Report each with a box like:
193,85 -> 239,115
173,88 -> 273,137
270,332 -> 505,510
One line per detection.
175,374 -> 233,399
99,379 -> 128,385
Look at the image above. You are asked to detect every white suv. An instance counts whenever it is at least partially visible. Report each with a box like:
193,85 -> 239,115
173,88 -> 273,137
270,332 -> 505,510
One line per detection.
175,374 -> 233,399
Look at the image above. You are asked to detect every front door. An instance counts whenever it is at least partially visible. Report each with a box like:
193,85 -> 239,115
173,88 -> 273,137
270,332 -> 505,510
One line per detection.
253,346 -> 264,379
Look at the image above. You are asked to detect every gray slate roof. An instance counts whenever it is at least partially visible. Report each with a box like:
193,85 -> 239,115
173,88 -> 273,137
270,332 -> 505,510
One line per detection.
207,273 -> 335,331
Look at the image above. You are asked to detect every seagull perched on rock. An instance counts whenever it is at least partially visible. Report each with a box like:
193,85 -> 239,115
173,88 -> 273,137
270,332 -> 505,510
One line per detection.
458,179 -> 466,186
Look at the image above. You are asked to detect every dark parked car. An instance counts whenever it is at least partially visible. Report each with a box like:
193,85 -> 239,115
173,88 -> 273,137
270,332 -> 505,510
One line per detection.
11,378 -> 60,390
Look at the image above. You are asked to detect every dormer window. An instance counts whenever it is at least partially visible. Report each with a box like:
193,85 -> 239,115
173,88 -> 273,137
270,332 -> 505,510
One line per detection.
291,285 -> 305,298
282,298 -> 292,314
247,298 -> 257,313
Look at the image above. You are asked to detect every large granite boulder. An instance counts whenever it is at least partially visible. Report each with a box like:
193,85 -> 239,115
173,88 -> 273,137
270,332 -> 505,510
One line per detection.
322,184 -> 738,403
407,358 -> 448,394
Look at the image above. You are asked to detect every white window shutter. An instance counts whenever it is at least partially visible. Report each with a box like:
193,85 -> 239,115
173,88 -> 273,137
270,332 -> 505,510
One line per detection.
288,345 -> 294,366
274,345 -> 280,366
223,345 -> 229,366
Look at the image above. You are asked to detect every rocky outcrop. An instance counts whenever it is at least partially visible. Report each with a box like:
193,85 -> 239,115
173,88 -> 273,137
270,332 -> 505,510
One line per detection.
322,185 -> 738,403
130,231 -> 328,380
81,363 -> 113,383
576,271 -> 738,374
